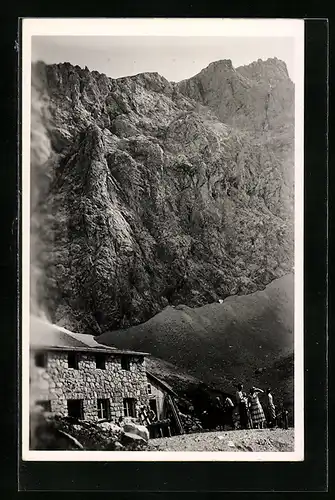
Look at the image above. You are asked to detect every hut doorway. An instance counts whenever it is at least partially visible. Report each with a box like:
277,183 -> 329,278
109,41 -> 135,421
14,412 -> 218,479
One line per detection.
149,398 -> 158,416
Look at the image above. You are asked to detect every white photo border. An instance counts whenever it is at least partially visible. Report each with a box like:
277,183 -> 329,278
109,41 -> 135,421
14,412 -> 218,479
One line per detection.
21,17 -> 305,462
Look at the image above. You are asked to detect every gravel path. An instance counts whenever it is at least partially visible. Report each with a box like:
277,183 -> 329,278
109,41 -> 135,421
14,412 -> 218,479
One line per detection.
147,428 -> 294,452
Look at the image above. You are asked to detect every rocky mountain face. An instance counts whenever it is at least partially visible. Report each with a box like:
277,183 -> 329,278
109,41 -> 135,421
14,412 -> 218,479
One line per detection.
32,57 -> 294,334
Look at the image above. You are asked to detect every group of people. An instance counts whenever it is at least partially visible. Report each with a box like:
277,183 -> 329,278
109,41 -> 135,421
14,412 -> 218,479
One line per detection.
139,387 -> 288,435
234,383 -> 288,430
214,384 -> 288,431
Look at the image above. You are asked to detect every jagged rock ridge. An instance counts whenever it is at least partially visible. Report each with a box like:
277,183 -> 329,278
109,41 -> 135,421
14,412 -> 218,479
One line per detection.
32,57 -> 294,333
176,58 -> 294,136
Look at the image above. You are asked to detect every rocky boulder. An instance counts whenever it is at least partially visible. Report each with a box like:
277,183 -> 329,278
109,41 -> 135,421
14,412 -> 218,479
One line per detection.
122,422 -> 150,442
30,408 -> 150,451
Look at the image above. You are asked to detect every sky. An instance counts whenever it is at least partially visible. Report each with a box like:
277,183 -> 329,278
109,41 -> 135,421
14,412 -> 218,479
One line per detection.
31,36 -> 295,83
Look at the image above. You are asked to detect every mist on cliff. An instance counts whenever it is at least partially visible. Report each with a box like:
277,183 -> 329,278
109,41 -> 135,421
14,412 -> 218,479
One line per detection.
29,63 -> 53,448
30,63 -> 54,322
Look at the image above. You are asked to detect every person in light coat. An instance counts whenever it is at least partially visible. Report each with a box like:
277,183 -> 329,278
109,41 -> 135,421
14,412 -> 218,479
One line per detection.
266,388 -> 277,428
248,387 -> 266,429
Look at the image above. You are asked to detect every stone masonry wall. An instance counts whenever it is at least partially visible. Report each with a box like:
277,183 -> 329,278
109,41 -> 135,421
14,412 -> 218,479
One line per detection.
30,349 -> 149,421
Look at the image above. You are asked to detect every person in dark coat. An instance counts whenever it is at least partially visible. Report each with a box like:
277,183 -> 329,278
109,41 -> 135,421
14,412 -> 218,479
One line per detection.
236,383 -> 249,429
278,404 -> 289,429
282,408 -> 289,430
214,397 -> 225,430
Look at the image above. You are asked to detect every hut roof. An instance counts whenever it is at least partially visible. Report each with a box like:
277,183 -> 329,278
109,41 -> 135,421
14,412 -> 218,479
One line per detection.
30,316 -> 149,356
146,371 -> 179,398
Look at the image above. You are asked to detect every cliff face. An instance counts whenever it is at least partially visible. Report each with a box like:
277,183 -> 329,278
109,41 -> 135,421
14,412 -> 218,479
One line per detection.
32,58 -> 294,333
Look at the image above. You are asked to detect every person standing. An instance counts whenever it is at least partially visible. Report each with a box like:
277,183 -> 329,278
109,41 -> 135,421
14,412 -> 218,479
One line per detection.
266,388 -> 276,428
236,383 -> 249,429
282,408 -> 289,430
248,387 -> 266,429
278,404 -> 289,430
215,396 -> 224,430
224,396 -> 235,430
244,391 -> 253,429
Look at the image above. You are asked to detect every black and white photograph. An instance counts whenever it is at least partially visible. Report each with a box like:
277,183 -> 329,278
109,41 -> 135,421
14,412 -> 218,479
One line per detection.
21,18 -> 304,461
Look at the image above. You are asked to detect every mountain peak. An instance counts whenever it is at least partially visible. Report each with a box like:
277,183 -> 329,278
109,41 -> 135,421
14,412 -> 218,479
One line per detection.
176,55 -> 294,131
237,57 -> 291,83
206,59 -> 234,70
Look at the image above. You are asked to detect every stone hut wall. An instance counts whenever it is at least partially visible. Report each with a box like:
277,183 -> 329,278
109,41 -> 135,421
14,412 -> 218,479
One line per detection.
30,349 -> 149,421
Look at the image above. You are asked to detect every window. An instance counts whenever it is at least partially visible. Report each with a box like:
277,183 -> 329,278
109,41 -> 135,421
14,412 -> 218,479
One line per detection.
123,398 -> 136,418
67,399 -> 84,419
97,399 -> 111,420
35,352 -> 47,368
36,400 -> 51,412
121,356 -> 130,371
95,354 -> 106,370
147,383 -> 152,395
68,352 -> 79,369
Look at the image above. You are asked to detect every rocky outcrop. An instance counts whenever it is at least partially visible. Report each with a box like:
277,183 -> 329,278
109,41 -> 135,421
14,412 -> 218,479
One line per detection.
176,58 -> 294,207
176,58 -> 294,134
32,58 -> 294,333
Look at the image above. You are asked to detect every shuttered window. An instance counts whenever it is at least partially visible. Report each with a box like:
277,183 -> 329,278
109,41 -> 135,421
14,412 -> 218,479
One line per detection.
97,399 -> 111,420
